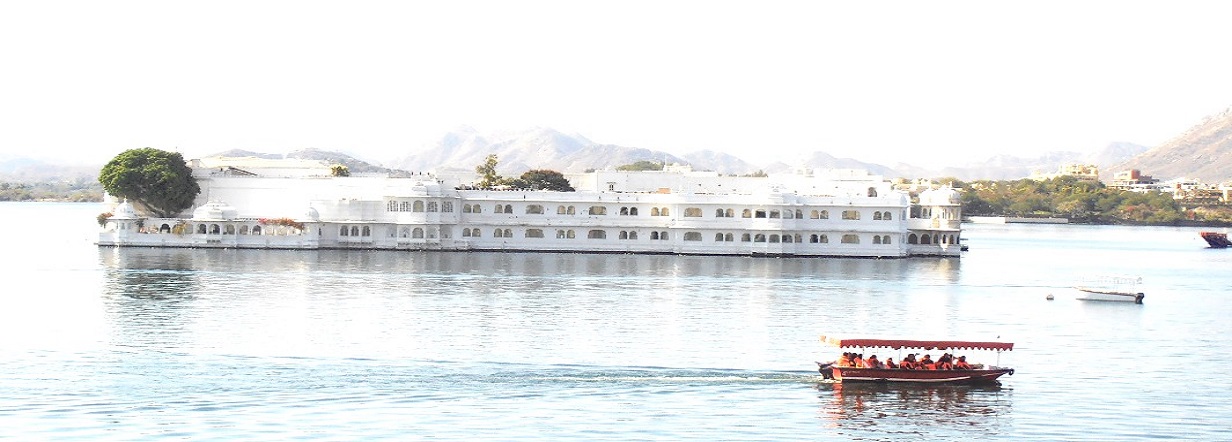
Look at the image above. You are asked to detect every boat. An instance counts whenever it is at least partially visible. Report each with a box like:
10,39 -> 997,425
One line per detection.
1200,231 -> 1231,248
815,336 -> 1014,384
1073,275 -> 1144,304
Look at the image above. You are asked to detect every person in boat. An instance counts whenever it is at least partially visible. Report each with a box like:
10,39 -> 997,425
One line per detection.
919,354 -> 935,370
936,354 -> 954,370
900,354 -> 919,370
884,357 -> 898,369
864,355 -> 881,368
852,353 -> 864,368
954,355 -> 972,370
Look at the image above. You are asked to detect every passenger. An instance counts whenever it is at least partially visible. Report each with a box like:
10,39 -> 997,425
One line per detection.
920,354 -> 935,370
936,354 -> 953,370
900,354 -> 918,370
852,353 -> 864,368
954,355 -> 972,370
865,355 -> 881,368
885,357 -> 898,369
836,352 -> 851,367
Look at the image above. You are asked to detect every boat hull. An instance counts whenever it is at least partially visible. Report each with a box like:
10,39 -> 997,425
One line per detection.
821,365 -> 1013,384
1073,287 -> 1144,304
1201,232 -> 1231,248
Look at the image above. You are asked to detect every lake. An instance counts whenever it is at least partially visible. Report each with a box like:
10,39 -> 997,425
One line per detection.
1,202 -> 1229,440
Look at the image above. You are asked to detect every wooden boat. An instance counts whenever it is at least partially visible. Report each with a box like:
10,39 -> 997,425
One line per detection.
816,336 -> 1014,384
1073,275 -> 1144,304
1200,231 -> 1231,248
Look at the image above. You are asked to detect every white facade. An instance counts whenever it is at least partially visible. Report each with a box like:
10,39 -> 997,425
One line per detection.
98,159 -> 963,257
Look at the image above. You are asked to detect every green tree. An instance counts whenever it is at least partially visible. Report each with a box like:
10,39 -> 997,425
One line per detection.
475,154 -> 504,188
616,160 -> 664,171
330,164 -> 351,177
98,148 -> 200,217
511,169 -> 575,191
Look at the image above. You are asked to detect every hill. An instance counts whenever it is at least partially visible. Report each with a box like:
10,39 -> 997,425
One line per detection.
1109,107 -> 1232,183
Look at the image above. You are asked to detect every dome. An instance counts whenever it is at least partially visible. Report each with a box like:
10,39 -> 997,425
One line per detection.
919,186 -> 961,205
111,200 -> 139,220
192,201 -> 239,220
300,205 -> 320,222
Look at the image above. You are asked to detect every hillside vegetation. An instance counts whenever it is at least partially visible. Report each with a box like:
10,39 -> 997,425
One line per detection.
957,176 -> 1232,225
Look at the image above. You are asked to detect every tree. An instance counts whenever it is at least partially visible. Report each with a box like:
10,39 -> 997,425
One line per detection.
616,160 -> 664,171
330,164 -> 351,177
98,148 -> 200,217
475,154 -> 504,188
511,169 -> 575,191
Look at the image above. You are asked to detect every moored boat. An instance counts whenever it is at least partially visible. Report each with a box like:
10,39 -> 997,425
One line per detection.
1072,275 -> 1144,304
816,336 -> 1014,384
1200,231 -> 1231,248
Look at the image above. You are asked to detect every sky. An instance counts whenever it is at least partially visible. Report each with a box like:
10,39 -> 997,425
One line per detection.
2,1 -> 1231,169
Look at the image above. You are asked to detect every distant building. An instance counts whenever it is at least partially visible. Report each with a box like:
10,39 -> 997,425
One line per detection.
1107,169 -> 1160,191
1029,164 -> 1100,182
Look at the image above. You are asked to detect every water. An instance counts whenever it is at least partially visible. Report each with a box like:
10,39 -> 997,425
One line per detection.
2,202 -> 1230,440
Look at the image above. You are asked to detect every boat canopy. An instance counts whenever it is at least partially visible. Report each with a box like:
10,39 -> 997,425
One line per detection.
821,335 -> 1014,351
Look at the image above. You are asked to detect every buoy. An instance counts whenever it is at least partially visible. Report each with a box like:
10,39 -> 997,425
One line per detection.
1046,294 -> 1054,301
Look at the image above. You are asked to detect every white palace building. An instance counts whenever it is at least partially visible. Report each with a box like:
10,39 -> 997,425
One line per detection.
98,157 -> 963,258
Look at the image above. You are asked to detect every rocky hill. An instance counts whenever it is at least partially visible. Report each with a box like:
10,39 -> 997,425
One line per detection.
1109,108 -> 1232,183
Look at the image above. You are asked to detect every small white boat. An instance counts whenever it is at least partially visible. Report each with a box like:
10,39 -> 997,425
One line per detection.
1073,276 -> 1144,304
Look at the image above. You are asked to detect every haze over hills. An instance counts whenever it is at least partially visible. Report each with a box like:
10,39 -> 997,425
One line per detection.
6,106 -> 1231,184
1109,107 -> 1232,183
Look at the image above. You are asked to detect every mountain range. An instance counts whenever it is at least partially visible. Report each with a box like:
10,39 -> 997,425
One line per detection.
5,107 -> 1231,184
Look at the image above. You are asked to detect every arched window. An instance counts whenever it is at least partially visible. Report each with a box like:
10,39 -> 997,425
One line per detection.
412,228 -> 424,239
755,210 -> 767,219
726,209 -> 735,218
873,236 -> 883,244
628,231 -> 638,240
399,227 -> 410,238
754,234 -> 766,242
362,226 -> 371,237
339,226 -> 349,236
252,225 -> 262,235
715,233 -> 725,241
239,225 -> 249,235
795,210 -> 803,219
684,232 -> 702,241
651,207 -> 660,216
715,209 -> 725,217
566,230 -> 575,239
810,234 -> 819,243
588,229 -> 607,239
819,210 -> 829,219
442,202 -> 453,212
503,205 -> 513,214
725,233 -> 734,242
493,229 -> 504,238
619,231 -> 629,240
783,210 -> 793,219
413,201 -> 425,212
742,209 -> 752,218
842,234 -> 860,244
769,234 -> 780,243
842,210 -> 860,220
658,231 -> 668,240
427,201 -> 439,212
503,228 -> 512,237
819,234 -> 829,243
526,204 -> 544,214
472,229 -> 481,238
493,204 -> 504,213
225,225 -> 235,234
567,206 -> 576,215
556,229 -> 567,239
741,233 -> 751,242
463,204 -> 473,213
882,235 -> 892,244
660,208 -> 670,216
883,211 -> 892,220
908,233 -> 918,244
589,206 -> 607,216
209,224 -> 220,234
873,212 -> 883,220
350,226 -> 360,236
684,208 -> 702,217
783,235 -> 794,243
650,231 -> 660,240
629,207 -> 638,216
526,229 -> 544,238
557,205 -> 568,214
769,210 -> 780,219
462,228 -> 472,237
921,234 -> 931,244
160,223 -> 172,233
620,207 -> 630,216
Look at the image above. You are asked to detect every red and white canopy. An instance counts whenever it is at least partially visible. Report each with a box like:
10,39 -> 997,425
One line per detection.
821,336 -> 1014,351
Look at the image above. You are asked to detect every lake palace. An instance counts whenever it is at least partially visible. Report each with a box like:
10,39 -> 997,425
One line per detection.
98,157 -> 963,258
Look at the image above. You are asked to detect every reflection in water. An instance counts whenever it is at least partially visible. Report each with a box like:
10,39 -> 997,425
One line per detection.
817,382 -> 1011,438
